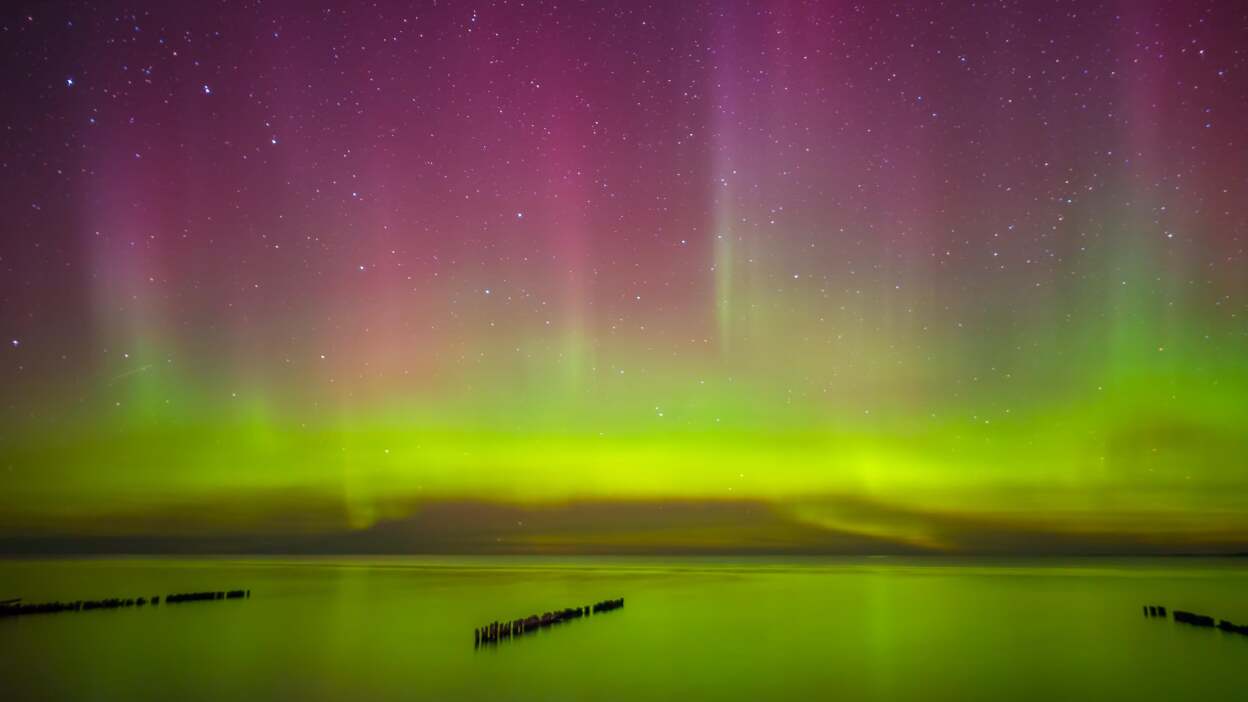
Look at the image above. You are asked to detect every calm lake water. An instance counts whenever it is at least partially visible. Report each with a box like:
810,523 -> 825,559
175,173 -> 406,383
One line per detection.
0,556 -> 1245,701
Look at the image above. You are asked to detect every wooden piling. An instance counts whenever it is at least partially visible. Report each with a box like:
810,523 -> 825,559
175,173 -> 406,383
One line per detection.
473,597 -> 626,648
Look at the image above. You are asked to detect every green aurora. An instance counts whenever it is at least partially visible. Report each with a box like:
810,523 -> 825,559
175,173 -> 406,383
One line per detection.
3,235 -> 1246,552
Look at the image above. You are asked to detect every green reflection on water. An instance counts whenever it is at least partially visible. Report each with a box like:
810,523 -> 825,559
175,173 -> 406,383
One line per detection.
1,557 -> 1246,701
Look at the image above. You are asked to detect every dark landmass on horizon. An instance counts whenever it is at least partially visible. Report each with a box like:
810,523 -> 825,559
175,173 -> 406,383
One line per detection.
2,496 -> 1244,557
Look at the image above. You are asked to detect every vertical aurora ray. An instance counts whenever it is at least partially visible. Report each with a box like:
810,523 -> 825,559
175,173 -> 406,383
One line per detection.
708,6 -> 741,355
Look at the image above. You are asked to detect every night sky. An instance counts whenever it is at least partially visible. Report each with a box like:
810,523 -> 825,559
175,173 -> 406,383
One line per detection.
1,1 -> 1246,553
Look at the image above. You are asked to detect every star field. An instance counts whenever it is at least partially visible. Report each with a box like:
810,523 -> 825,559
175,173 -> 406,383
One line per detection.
1,1 -> 1246,552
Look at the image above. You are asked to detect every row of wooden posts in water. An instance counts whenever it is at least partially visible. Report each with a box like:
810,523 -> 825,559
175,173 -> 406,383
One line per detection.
0,590 -> 250,618
475,597 -> 624,647
1144,604 -> 1248,636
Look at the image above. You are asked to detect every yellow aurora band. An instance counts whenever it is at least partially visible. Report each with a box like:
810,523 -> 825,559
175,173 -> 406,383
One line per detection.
3,230 -> 1245,553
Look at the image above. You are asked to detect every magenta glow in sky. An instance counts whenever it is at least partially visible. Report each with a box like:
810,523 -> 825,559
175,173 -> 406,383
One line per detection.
1,1 -> 1246,553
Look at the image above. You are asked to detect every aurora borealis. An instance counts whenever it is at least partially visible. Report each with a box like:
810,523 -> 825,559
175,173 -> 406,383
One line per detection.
1,0 -> 1246,554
